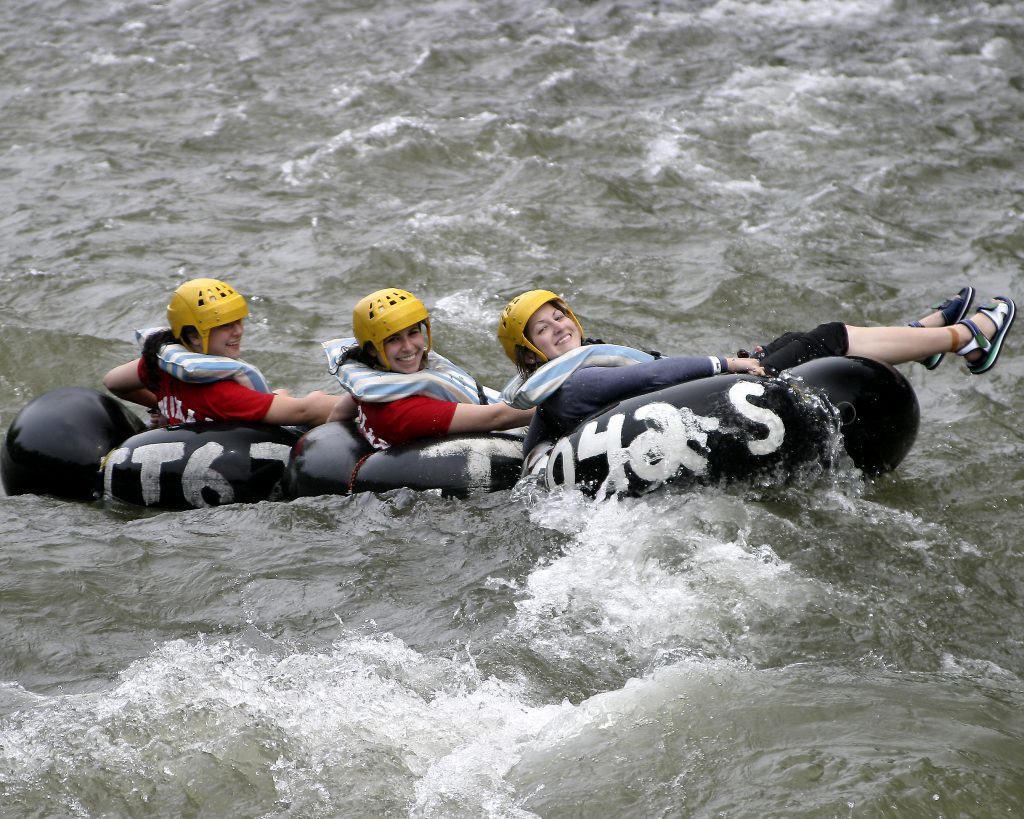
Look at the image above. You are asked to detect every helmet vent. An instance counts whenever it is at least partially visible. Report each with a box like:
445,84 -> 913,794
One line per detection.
368,292 -> 409,319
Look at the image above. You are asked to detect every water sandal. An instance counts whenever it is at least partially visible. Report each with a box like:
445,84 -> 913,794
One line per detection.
909,286 -> 975,369
955,296 -> 1016,375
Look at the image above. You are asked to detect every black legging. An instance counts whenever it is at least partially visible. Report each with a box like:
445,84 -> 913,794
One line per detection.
757,322 -> 849,372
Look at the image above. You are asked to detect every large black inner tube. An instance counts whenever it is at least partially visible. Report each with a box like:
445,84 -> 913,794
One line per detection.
535,356 -> 919,497
1,387 -> 146,501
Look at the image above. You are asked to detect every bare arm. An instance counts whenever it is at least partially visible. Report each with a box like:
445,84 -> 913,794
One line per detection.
261,390 -> 341,427
103,359 -> 158,409
326,392 -> 358,423
446,402 -> 535,434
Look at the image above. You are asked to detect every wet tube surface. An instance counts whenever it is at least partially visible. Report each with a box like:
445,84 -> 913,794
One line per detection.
104,423 -> 302,509
535,357 -> 919,497
1,387 -> 146,501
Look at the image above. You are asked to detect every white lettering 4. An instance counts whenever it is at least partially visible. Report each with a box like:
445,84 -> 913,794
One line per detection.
578,414 -> 627,493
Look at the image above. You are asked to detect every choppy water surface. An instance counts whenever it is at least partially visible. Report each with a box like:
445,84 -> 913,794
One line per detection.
2,1 -> 1023,816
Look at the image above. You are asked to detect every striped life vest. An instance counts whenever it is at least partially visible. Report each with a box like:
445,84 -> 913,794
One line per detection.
322,337 -> 500,405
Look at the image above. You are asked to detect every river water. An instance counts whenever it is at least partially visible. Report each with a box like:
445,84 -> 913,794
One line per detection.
2,1 -> 1023,816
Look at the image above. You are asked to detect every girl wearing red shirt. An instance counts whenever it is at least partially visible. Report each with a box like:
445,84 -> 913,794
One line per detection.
327,288 -> 532,449
104,278 -> 338,427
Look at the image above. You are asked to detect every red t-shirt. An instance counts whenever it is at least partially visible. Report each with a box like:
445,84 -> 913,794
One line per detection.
139,360 -> 275,424
357,395 -> 458,449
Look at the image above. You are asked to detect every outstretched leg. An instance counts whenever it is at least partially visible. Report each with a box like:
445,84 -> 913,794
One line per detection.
753,293 -> 1015,375
846,296 -> 1015,372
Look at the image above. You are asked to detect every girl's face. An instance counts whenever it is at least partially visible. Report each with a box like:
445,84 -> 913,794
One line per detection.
196,319 -> 244,358
382,322 -> 427,373
525,301 -> 581,362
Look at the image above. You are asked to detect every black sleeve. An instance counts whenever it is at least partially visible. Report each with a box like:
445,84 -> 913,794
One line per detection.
544,356 -> 721,429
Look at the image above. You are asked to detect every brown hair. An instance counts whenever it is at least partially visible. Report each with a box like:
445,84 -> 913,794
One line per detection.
513,346 -> 540,379
140,327 -> 201,390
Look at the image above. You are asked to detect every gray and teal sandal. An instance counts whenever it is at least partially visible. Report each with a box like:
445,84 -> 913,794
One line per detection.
955,296 -> 1016,375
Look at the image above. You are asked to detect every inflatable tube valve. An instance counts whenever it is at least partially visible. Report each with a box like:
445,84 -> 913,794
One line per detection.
788,356 -> 919,475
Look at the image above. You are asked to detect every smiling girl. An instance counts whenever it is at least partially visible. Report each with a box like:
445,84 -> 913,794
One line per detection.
325,288 -> 533,448
497,287 -> 1014,445
104,278 -> 338,426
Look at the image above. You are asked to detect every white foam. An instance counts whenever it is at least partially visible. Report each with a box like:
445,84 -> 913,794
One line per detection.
0,634 -> 570,817
513,492 -> 823,669
701,0 -> 890,27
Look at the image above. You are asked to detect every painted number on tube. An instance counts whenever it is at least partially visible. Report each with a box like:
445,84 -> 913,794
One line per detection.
103,441 -> 293,507
419,437 -> 523,488
546,382 -> 786,491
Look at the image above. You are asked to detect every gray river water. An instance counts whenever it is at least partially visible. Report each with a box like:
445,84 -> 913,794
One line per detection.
2,1 -> 1023,816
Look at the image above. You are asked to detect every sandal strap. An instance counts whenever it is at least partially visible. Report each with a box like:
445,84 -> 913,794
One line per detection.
979,300 -> 1010,325
955,301 -> 1010,356
936,287 -> 976,326
955,318 -> 990,357
967,297 -> 1016,375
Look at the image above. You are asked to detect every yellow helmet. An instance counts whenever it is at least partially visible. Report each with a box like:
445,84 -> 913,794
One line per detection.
497,289 -> 584,364
167,278 -> 249,354
352,288 -> 431,370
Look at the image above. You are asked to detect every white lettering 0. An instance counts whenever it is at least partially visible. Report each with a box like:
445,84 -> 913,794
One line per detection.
729,382 -> 785,456
181,442 -> 233,508
131,442 -> 186,506
627,402 -> 719,483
